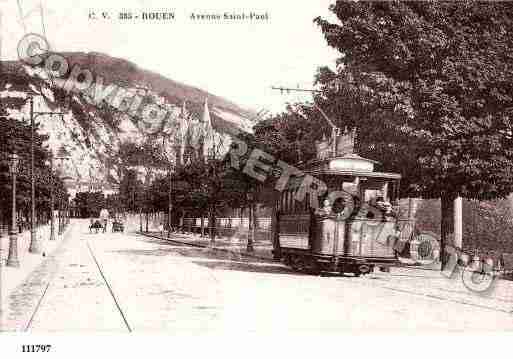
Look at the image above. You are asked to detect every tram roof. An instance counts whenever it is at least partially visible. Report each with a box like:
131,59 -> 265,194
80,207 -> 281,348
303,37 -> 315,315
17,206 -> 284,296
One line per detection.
296,154 -> 401,181
283,169 -> 401,190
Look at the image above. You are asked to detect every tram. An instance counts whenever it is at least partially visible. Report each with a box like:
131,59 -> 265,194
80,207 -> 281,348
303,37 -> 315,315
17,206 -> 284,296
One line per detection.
273,129 -> 409,276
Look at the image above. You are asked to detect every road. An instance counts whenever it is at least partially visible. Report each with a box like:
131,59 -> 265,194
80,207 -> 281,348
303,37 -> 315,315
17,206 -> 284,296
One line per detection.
2,219 -> 513,332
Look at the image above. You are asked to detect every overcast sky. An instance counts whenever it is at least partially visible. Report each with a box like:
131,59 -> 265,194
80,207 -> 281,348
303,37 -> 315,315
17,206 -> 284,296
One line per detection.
1,0 -> 339,113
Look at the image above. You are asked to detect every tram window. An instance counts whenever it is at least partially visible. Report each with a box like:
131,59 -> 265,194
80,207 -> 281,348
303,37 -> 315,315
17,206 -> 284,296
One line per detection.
342,181 -> 358,196
363,181 -> 389,204
294,195 -> 299,213
364,189 -> 382,204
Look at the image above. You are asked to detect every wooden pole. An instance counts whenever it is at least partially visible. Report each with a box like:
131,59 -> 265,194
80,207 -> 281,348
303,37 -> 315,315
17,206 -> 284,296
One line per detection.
29,96 -> 41,253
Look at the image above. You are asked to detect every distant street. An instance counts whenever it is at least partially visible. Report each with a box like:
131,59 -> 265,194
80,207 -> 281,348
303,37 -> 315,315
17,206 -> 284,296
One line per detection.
2,219 -> 513,332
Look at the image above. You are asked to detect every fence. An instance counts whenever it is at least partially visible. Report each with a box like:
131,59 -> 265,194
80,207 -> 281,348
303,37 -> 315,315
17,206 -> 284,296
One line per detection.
181,217 -> 272,241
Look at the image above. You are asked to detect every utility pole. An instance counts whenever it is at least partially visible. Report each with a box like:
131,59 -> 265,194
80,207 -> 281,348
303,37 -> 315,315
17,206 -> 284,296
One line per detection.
271,85 -> 341,155
168,166 -> 173,238
49,155 -> 55,241
7,153 -> 20,267
28,96 -> 40,253
271,86 -> 322,94
27,95 -> 67,254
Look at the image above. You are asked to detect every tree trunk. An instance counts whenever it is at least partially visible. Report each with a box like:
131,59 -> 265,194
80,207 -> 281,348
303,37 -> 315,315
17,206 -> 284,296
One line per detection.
453,196 -> 463,250
247,203 -> 255,252
271,203 -> 281,260
440,194 -> 455,270
179,209 -> 185,233
209,206 -> 216,245
200,216 -> 205,237
139,207 -> 143,232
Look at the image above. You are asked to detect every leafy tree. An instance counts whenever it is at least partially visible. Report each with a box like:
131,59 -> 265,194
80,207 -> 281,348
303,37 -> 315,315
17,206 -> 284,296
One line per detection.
416,198 -> 513,259
314,1 -> 513,268
253,107 -> 322,165
74,191 -> 106,218
116,139 -> 167,222
118,168 -> 143,212
0,116 -> 66,227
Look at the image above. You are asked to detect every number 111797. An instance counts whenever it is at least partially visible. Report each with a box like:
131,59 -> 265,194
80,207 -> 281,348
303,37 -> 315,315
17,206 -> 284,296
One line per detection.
22,345 -> 52,353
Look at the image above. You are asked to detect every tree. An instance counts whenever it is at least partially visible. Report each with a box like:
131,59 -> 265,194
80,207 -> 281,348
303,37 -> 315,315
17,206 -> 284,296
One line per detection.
253,108 -> 322,165
119,169 -> 143,212
0,116 -> 66,227
116,139 -> 166,224
74,191 -> 106,218
415,198 -> 513,259
314,1 -> 513,268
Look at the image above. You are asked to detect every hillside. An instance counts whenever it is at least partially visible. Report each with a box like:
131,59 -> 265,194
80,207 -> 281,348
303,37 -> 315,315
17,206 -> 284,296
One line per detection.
0,52 -> 258,188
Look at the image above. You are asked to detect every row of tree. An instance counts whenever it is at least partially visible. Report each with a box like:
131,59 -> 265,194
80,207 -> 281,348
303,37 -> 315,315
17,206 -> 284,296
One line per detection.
113,136 -> 263,239
0,106 -> 69,231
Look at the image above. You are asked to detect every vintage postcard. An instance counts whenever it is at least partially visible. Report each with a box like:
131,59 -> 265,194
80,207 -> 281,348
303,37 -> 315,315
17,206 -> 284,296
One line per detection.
1,0 -> 513,355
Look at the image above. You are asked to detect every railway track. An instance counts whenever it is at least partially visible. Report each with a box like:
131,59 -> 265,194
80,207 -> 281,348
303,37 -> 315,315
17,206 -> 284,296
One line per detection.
21,225 -> 132,332
86,241 -> 132,332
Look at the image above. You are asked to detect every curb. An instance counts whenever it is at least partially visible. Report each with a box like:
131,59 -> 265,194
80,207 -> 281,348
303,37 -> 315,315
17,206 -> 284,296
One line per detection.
137,231 -> 276,262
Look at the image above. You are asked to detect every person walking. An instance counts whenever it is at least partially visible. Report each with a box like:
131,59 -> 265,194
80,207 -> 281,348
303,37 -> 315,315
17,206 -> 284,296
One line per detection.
100,208 -> 109,234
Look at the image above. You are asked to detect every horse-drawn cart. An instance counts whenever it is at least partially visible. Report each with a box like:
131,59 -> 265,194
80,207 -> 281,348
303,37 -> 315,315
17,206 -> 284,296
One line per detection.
112,221 -> 124,233
89,219 -> 104,233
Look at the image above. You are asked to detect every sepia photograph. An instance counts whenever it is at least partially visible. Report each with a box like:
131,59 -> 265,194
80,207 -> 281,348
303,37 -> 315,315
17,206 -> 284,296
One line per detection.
1,0 -> 513,355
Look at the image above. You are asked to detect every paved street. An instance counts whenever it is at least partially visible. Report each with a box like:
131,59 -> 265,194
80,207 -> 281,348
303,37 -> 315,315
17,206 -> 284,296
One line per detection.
2,219 -> 513,332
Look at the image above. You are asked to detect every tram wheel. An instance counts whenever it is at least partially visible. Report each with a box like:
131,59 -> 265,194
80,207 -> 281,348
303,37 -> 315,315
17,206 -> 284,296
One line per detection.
305,258 -> 321,275
290,255 -> 305,272
283,255 -> 290,265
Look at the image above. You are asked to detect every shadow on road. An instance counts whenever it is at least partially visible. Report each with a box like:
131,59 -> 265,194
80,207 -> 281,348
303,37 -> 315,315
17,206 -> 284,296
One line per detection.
109,238 -> 309,276
191,259 -> 303,276
114,234 -> 368,277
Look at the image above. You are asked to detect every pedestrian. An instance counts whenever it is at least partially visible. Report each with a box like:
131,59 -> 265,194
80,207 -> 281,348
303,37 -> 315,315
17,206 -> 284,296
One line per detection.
99,208 -> 109,234
159,222 -> 164,237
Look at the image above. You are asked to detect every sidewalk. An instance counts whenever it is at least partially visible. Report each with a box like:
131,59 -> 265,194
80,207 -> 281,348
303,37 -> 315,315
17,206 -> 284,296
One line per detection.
0,223 -> 70,314
139,230 -> 275,261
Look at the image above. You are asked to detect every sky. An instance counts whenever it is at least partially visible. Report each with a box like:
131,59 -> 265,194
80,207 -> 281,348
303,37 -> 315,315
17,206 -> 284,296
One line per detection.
1,0 -> 340,114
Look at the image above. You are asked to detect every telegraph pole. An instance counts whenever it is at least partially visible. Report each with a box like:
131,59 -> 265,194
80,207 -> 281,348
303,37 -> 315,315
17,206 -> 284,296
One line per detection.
271,85 -> 341,155
168,163 -> 173,238
271,86 -> 322,94
27,95 -> 66,253
28,96 -> 40,253
49,155 -> 55,241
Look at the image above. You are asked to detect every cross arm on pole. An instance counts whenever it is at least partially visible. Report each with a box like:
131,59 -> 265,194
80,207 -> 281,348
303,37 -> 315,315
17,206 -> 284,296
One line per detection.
271,85 -> 341,136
